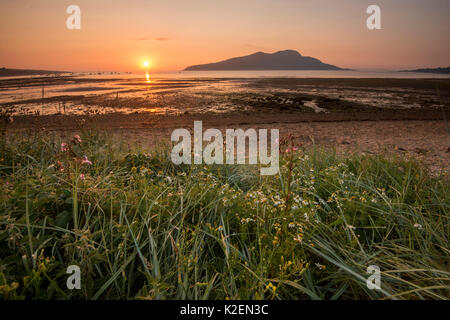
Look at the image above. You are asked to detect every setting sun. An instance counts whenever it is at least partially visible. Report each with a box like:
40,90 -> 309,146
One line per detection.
143,61 -> 150,68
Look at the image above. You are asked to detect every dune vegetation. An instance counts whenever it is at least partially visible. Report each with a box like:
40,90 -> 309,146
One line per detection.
0,132 -> 448,299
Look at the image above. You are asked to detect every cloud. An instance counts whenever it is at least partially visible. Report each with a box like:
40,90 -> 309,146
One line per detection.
134,37 -> 169,41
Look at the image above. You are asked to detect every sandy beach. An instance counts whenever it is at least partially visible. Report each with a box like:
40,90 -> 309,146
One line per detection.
2,76 -> 449,171
4,110 -> 449,172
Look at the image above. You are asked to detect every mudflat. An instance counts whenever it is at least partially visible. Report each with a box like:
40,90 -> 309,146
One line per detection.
2,77 -> 449,172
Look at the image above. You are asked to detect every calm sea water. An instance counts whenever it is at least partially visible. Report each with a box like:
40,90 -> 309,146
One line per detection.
154,70 -> 450,79
4,69 -> 449,81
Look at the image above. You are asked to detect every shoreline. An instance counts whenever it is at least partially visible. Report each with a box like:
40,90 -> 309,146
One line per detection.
2,76 -> 449,172
4,110 -> 450,173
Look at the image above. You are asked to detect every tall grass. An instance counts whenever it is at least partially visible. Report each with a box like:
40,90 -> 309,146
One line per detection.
0,131 -> 448,300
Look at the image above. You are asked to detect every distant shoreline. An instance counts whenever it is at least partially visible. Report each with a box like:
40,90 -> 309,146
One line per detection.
399,67 -> 450,75
0,68 -> 67,78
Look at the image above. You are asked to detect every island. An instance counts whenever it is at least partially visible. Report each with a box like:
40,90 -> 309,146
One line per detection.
183,50 -> 343,71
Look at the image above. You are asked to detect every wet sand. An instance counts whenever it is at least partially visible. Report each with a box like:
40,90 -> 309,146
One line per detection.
4,110 -> 450,172
2,77 -> 449,172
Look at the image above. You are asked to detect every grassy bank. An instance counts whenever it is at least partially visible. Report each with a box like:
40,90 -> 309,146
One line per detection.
0,132 -> 448,300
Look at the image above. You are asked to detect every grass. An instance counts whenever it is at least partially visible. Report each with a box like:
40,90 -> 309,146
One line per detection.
0,131 -> 448,300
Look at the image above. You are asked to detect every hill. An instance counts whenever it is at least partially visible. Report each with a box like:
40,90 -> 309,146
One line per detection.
400,67 -> 450,74
184,50 -> 342,71
0,67 -> 66,77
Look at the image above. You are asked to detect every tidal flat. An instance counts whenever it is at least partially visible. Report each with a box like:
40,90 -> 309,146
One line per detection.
2,76 -> 449,172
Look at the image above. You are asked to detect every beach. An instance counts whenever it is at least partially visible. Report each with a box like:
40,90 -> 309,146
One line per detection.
2,75 -> 450,172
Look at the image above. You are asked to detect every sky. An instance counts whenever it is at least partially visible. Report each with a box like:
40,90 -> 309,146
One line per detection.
0,0 -> 449,72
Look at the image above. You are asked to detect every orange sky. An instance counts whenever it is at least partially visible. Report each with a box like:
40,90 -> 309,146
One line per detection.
1,0 -> 449,72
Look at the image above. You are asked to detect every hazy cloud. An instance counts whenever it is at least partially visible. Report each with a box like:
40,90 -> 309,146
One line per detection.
135,37 -> 169,41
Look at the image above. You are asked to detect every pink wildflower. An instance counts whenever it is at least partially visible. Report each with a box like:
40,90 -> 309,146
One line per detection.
60,143 -> 68,152
72,135 -> 82,145
81,156 -> 92,165
285,147 -> 298,153
79,173 -> 85,181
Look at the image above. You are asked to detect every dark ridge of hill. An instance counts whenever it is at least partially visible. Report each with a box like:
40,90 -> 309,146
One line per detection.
0,68 -> 67,77
400,67 -> 450,74
184,50 -> 343,71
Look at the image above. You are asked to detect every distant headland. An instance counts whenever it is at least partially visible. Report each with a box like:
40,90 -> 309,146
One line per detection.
399,67 -> 450,74
0,67 -> 66,77
183,50 -> 343,71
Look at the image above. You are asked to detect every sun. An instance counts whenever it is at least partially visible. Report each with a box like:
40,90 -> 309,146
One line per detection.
143,61 -> 150,68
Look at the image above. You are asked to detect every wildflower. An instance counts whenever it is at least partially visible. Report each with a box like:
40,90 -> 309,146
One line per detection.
288,222 -> 296,229
131,166 -> 137,173
79,173 -> 85,181
241,218 -> 253,224
413,223 -> 423,230
56,160 -> 64,172
72,135 -> 82,144
265,282 -> 277,294
217,226 -> 224,231
60,143 -> 68,152
293,234 -> 303,243
304,212 -> 309,222
315,263 -> 326,270
285,147 -> 298,153
81,156 -> 92,165
272,236 -> 280,246
140,167 -> 149,175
